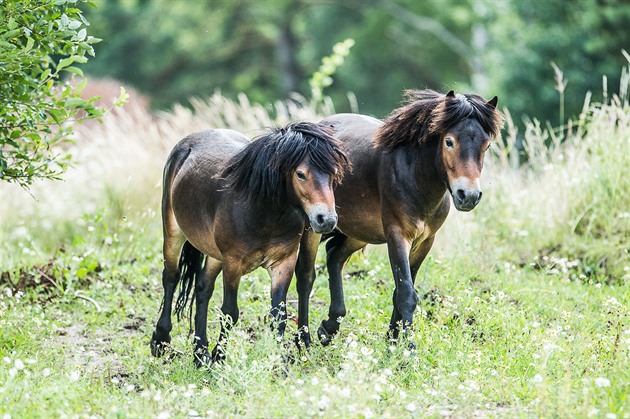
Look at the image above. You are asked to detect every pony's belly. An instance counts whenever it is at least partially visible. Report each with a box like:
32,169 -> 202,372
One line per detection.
337,211 -> 386,244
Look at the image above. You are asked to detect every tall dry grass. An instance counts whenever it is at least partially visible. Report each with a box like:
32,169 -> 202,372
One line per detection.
436,57 -> 630,282
1,66 -> 628,282
0,92 -> 324,268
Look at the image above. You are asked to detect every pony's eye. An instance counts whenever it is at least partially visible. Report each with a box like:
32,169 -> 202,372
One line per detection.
484,142 -> 491,152
296,171 -> 308,181
445,137 -> 455,148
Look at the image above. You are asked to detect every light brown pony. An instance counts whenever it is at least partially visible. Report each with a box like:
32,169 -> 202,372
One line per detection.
150,122 -> 350,366
295,90 -> 503,347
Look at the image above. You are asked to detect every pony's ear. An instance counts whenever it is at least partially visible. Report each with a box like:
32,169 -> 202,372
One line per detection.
487,96 -> 498,109
446,90 -> 455,98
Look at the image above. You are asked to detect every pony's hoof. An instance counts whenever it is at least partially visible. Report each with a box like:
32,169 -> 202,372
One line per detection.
150,331 -> 170,358
295,330 -> 312,351
317,321 -> 333,346
210,344 -> 226,364
386,328 -> 399,343
194,349 -> 213,368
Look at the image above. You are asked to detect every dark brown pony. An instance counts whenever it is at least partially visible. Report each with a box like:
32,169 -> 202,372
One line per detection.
150,123 -> 350,366
295,90 -> 503,347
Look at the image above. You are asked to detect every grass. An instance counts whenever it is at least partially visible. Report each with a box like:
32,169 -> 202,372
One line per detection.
1,67 -> 629,417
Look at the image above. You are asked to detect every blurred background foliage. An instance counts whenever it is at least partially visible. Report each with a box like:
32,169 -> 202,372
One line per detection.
81,0 -> 630,126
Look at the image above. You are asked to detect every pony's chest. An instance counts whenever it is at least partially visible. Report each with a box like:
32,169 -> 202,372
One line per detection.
259,238 -> 301,269
223,219 -> 304,271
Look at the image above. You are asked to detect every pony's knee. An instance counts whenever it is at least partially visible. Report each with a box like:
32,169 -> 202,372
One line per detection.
296,272 -> 315,295
222,305 -> 239,325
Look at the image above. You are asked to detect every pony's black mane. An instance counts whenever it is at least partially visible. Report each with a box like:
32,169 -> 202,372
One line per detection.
221,122 -> 350,206
374,89 -> 503,149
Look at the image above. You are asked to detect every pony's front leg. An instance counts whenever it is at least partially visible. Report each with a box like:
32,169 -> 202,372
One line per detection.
193,258 -> 222,368
211,263 -> 242,364
385,227 -> 416,342
294,230 -> 321,348
268,253 -> 298,338
319,234 -> 366,345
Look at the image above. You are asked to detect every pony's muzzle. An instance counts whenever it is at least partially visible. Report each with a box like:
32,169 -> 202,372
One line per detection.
450,177 -> 482,212
308,205 -> 338,234
453,187 -> 482,211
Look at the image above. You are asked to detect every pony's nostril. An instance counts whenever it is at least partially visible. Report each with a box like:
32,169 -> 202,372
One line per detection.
456,189 -> 466,201
477,191 -> 483,202
316,214 -> 325,225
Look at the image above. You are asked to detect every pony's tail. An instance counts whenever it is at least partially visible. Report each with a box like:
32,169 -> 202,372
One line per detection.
174,241 -> 205,329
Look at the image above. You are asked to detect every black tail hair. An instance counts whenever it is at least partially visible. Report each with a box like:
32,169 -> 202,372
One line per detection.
174,241 -> 206,329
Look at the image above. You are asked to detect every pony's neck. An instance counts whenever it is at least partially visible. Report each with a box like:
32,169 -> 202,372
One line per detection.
405,140 -> 449,203
242,195 -> 304,235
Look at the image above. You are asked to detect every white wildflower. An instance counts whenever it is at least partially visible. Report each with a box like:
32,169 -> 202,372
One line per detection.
594,377 -> 610,388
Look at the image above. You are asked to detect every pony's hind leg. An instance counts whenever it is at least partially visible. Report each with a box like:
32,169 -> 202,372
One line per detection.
193,257 -> 222,367
319,234 -> 367,345
151,208 -> 185,357
151,233 -> 185,357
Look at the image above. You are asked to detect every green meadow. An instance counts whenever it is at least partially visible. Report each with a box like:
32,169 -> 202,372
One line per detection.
1,66 -> 629,416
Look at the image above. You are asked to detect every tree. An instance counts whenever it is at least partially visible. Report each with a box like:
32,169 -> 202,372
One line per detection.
82,0 -> 307,109
0,0 -> 107,187
485,0 -> 630,128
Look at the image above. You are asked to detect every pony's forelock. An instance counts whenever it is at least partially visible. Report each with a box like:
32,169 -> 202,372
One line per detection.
374,89 -> 504,149
221,122 -> 350,205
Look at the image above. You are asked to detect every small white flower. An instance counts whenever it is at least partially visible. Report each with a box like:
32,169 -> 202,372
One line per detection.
406,402 -> 417,412
594,377 -> 610,388
42,368 -> 51,377
317,396 -> 330,410
13,359 -> 24,370
68,370 -> 81,381
531,374 -> 543,383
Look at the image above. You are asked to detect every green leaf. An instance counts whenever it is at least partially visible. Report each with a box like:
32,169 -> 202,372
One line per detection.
63,66 -> 84,76
68,20 -> 82,30
70,55 -> 88,64
56,57 -> 74,72
64,97 -> 86,108
1,29 -> 22,40
24,37 -> 35,52
0,40 -> 15,49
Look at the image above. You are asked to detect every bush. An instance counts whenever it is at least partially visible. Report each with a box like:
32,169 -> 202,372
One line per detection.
0,0 -> 112,187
